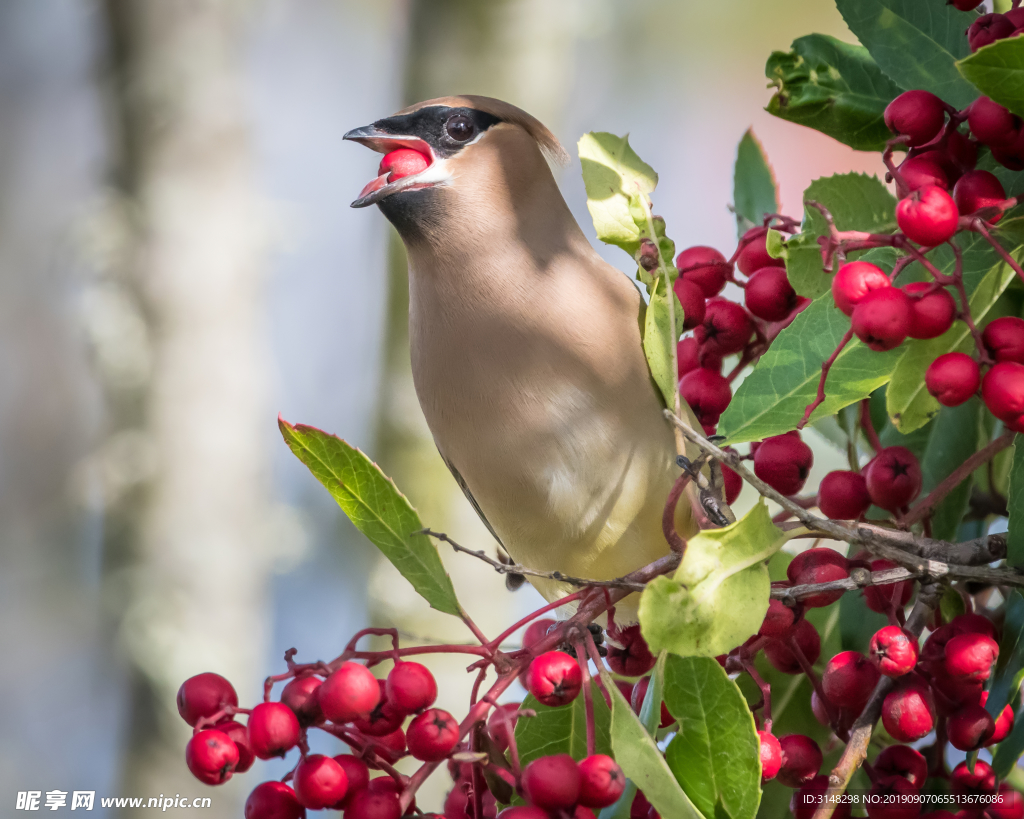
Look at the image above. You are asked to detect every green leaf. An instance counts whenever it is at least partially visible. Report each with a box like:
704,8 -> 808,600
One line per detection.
958,37 -> 1024,120
639,503 -> 784,657
579,132 -> 657,256
940,587 -> 967,624
602,669 -> 704,819
734,129 -> 778,237
718,293 -> 905,444
513,686 -> 612,770
1010,439 -> 1024,569
279,419 -> 461,617
835,0 -> 978,109
663,656 -> 761,819
988,591 -> 1024,722
993,710 -> 1024,779
784,173 -> 897,299
645,273 -> 685,409
765,34 -> 904,151
919,400 -> 982,541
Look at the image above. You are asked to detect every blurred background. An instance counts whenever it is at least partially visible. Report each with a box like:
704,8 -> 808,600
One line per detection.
0,0 -> 892,815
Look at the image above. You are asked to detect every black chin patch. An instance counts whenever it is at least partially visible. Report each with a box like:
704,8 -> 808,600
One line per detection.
378,186 -> 443,244
370,106 -> 501,159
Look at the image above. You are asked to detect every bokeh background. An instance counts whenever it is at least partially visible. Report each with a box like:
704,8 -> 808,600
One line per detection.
1,0 -> 918,815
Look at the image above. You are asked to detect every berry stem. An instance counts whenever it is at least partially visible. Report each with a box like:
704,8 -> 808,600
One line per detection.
661,470 -> 692,554
973,217 -> 1024,287
575,641 -> 597,757
740,656 -> 772,723
859,400 -> 883,453
487,590 -> 590,650
798,329 -> 854,429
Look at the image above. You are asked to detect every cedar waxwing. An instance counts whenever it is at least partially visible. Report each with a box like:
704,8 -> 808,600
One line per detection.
345,96 -> 707,621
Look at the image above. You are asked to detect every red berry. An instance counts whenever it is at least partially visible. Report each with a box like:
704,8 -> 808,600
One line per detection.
244,781 -> 305,819
981,691 -> 1016,744
984,316 -> 1024,363
881,677 -> 935,742
758,597 -> 796,639
991,784 -> 1024,819
993,126 -> 1024,170
759,731 -> 782,781
926,352 -> 979,407
874,744 -> 927,790
865,775 -> 919,819
896,185 -> 959,246
984,361 -> 1024,429
950,759 -> 996,797
902,282 -> 957,339
860,557 -> 914,613
884,91 -> 946,147
753,432 -> 813,496
818,470 -> 871,520
406,708 -> 459,761
931,673 -> 983,716
851,287 -> 912,351
177,673 -> 238,727
378,148 -> 429,181
950,0 -> 984,10
673,278 -> 707,331
832,262 -> 890,317
764,619 -> 821,674
606,624 -> 656,677
386,662 -> 437,715
694,298 -> 754,355
496,808 -> 549,819
777,734 -> 823,788
823,651 -> 880,713
968,13 -> 1016,51
526,651 -> 582,707
865,447 -> 921,511
352,681 -> 403,736
578,754 -> 626,808
676,246 -> 731,297
787,547 -> 849,608
248,702 -> 300,760
968,96 -> 1020,147
869,626 -> 918,677
630,791 -> 653,819
945,632 -> 999,681
522,618 -> 556,650
522,754 -> 582,810
294,754 -> 349,809
186,729 -> 239,785
952,612 -> 998,640
630,676 -> 674,728
791,775 -> 852,819
679,367 -> 732,425
367,777 -> 414,813
486,702 -> 520,752
677,337 -> 702,378
722,461 -> 742,504
896,156 -> 949,193
745,266 -> 798,322
318,662 -> 380,723
364,728 -> 406,766
948,701 -> 996,751
332,755 -> 370,808
737,227 -> 785,276
954,169 -> 1007,222
810,690 -> 830,726
343,789 -> 401,819
281,676 -> 324,726
217,719 -> 255,773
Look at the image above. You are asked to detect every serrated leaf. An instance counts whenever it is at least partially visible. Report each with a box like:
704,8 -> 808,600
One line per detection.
919,400 -> 982,541
663,656 -> 761,819
279,418 -> 462,617
718,293 -> 905,444
1009,440 -> 1024,569
734,129 -> 778,237
835,0 -> 978,109
579,132 -> 657,255
988,591 -> 1024,723
958,37 -> 1024,120
513,685 -> 612,770
639,503 -> 784,658
765,34 -> 904,151
784,174 -> 897,299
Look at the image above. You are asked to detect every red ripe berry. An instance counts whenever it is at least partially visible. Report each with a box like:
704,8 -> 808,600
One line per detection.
993,127 -> 1024,170
810,690 -> 830,726
953,169 -> 1007,222
777,734 -> 823,788
578,754 -> 626,808
679,368 -> 732,426
737,227 -> 785,276
896,156 -> 949,193
281,676 -> 324,726
186,729 -> 239,785
968,13 -> 1016,52
981,691 -> 1016,744
673,278 -> 707,331
860,557 -> 915,613
758,598 -> 796,639
318,662 -> 380,723
950,0 -> 984,10
832,262 -> 890,317
522,754 -> 582,811
486,702 -> 521,752
365,728 -> 406,766
522,618 -> 556,650
787,548 -> 849,608
902,282 -> 956,339
881,677 -> 935,742
818,470 -> 871,520
945,632 -> 999,681
950,759 -> 996,797
386,662 -> 437,715
676,246 -> 731,297
496,808 -> 549,819
695,298 -> 754,355
947,701 -> 996,751
525,651 -> 582,707
851,287 -> 912,351
244,781 -> 305,819
866,776 -> 920,819
676,337 -> 702,379
606,624 -> 656,677
983,316 -> 1024,363
378,148 -> 429,181
983,361 -> 1024,429
177,672 -> 238,727
896,185 -> 960,246
344,789 -> 401,819
865,447 -> 922,511
759,730 -> 782,781
248,702 -> 301,759
217,719 -> 255,773
630,676 -> 674,728
406,708 -> 459,761
332,755 -> 370,808
926,352 -> 980,407
294,754 -> 349,810
722,461 -> 742,504
745,266 -> 798,322
869,626 -> 918,677
953,612 -> 998,640
968,96 -> 1020,147
791,775 -> 852,819
764,619 -> 821,674
822,651 -> 880,713
873,744 -> 927,790
753,432 -> 813,496
884,91 -> 946,147
352,681 -> 403,736
990,784 -> 1024,819
367,777 -> 414,813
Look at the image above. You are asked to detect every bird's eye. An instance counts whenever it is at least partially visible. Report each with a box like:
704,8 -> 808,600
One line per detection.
445,114 -> 476,142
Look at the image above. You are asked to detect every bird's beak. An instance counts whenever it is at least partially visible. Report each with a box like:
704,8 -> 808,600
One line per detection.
344,123 -> 446,208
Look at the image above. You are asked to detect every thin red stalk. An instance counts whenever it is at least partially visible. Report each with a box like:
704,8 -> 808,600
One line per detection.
487,590 -> 588,650
584,632 -> 613,708
788,634 -> 843,738
461,612 -> 494,656
741,658 -> 772,724
575,641 -> 596,757
974,218 -> 1024,285
860,399 -> 883,453
470,666 -> 488,706
947,240 -> 989,361
799,329 -> 854,428
662,471 -> 692,554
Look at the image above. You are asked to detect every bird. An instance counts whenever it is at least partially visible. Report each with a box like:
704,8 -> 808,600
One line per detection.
344,96 -> 711,622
